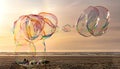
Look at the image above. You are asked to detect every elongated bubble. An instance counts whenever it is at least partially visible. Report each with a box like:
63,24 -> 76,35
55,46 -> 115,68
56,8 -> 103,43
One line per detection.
13,12 -> 58,53
39,12 -> 58,52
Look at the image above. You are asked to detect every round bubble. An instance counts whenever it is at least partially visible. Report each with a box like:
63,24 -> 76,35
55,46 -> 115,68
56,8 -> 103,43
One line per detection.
87,6 -> 110,36
76,6 -> 110,37
76,6 -> 99,37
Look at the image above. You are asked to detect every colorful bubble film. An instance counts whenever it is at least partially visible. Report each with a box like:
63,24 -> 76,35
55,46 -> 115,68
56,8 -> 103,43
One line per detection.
76,6 -> 110,37
13,12 -> 58,52
13,6 -> 110,53
62,24 -> 72,32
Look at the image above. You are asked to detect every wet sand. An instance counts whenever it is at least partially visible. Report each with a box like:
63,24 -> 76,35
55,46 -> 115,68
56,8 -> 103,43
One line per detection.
0,56 -> 120,69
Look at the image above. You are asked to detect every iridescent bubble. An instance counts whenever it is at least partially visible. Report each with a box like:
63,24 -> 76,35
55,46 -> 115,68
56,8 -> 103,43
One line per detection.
39,12 -> 58,52
13,12 -> 58,65
87,6 -> 110,36
76,6 -> 110,37
62,24 -> 72,32
13,14 -> 45,52
76,6 -> 99,37
13,14 -> 44,43
13,12 -> 58,53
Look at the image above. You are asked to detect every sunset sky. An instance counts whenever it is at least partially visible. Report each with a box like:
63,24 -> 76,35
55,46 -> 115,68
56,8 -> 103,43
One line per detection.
0,0 -> 120,52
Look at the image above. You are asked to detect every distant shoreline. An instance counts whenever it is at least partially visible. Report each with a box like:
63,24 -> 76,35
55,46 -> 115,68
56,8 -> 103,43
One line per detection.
0,52 -> 120,56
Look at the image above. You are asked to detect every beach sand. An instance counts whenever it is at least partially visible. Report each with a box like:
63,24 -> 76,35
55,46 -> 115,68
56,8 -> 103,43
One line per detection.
0,56 -> 120,69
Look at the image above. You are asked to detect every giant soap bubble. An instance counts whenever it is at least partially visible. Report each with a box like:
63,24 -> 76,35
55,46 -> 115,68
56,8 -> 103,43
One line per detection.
13,12 -> 58,68
87,6 -> 110,36
13,12 -> 58,53
13,14 -> 45,52
38,12 -> 58,52
76,6 -> 110,37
